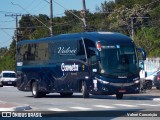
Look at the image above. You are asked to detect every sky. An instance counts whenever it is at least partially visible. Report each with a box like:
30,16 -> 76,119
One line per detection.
0,0 -> 112,48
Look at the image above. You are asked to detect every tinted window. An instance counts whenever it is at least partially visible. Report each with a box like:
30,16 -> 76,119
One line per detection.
17,42 -> 50,65
49,39 -> 86,63
3,73 -> 16,78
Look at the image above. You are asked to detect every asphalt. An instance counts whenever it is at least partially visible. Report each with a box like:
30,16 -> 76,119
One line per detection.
0,87 -> 160,111
0,97 -> 160,112
0,101 -> 31,111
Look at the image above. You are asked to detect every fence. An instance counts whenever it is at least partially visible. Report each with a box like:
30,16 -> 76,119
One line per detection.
144,58 -> 160,75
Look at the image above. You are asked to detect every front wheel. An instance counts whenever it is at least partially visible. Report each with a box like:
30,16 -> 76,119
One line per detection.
32,82 -> 41,98
0,82 -> 3,87
116,94 -> 123,99
82,81 -> 89,98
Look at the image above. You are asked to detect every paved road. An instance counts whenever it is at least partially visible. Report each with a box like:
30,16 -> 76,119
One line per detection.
0,86 -> 160,119
0,86 -> 160,111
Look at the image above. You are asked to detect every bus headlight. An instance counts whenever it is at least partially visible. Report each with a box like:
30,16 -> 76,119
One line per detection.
134,80 -> 140,84
133,77 -> 140,84
95,77 -> 109,84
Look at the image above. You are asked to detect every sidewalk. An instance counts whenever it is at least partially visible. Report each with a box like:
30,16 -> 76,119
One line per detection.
0,101 -> 31,111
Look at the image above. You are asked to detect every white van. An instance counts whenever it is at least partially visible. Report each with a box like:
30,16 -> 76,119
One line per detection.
0,71 -> 17,87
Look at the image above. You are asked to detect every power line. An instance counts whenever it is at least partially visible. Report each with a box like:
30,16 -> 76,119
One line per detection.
11,2 -> 50,32
0,20 -> 15,22
49,0 -> 88,31
5,14 -> 22,42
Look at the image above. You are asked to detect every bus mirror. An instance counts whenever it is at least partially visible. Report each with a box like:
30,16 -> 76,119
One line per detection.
137,48 -> 146,60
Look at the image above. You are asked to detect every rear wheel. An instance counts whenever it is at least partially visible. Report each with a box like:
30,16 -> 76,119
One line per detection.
156,87 -> 160,90
32,82 -> 41,98
82,81 -> 89,98
116,94 -> 123,99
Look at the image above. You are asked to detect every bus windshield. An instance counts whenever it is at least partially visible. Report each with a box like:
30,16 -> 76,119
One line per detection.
100,45 -> 139,77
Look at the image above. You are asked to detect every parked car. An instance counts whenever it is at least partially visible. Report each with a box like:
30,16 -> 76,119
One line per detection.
145,69 -> 160,85
139,70 -> 152,90
153,71 -> 160,90
0,71 -> 17,87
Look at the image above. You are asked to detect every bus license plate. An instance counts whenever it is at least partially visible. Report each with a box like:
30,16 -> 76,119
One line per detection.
119,90 -> 126,93
8,82 -> 12,84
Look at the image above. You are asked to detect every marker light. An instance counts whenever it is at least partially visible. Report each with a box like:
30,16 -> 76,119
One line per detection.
96,41 -> 102,51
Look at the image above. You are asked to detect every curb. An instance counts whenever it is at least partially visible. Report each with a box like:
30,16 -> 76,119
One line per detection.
0,101 -> 32,111
153,98 -> 160,101
0,105 -> 31,111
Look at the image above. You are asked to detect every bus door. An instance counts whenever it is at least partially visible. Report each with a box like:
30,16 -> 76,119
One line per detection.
83,39 -> 100,75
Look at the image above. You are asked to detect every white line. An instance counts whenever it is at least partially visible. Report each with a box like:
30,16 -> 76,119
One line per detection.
94,105 -> 116,109
49,108 -> 67,111
138,104 -> 160,107
70,106 -> 92,110
114,104 -> 138,107
153,98 -> 160,101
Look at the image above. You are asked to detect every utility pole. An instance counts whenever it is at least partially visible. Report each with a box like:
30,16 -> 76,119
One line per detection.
131,17 -> 134,40
130,16 -> 149,40
50,0 -> 53,36
81,0 -> 87,31
5,14 -> 21,42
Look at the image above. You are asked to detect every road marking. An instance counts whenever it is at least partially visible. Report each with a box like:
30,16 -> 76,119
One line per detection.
153,98 -> 160,101
70,106 -> 92,110
93,105 -> 116,109
138,104 -> 160,107
49,108 -> 67,111
114,104 -> 138,107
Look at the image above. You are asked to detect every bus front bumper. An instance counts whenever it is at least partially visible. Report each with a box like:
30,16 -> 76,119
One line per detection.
89,81 -> 140,95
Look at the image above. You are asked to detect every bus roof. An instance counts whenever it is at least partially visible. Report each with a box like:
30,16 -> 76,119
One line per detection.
17,32 -> 133,45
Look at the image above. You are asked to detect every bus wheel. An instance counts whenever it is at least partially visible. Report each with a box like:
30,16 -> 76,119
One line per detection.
156,87 -> 160,90
41,92 -> 46,97
32,82 -> 41,98
82,81 -> 89,98
116,94 -> 123,99
0,83 -> 3,87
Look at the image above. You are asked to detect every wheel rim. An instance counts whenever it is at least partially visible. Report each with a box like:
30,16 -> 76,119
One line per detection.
32,84 -> 36,95
82,83 -> 85,94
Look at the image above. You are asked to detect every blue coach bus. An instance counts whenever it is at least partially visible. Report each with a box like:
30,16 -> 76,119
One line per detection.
16,32 -> 146,99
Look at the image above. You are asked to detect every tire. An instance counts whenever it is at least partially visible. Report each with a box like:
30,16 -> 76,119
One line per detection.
82,81 -> 89,98
145,81 -> 152,90
156,87 -> 160,90
116,94 -> 123,99
41,92 -> 46,97
0,82 -> 3,87
60,92 -> 73,97
32,82 -> 41,98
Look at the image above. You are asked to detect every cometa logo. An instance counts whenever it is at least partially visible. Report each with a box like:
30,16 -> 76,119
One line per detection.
61,63 -> 79,71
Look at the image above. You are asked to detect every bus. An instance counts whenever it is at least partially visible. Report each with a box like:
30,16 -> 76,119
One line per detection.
16,32 -> 146,99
